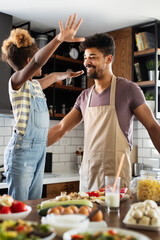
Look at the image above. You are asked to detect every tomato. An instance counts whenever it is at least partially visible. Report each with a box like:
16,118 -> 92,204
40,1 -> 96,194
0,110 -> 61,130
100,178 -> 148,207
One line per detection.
99,187 -> 105,192
11,200 -> 27,213
71,234 -> 84,239
107,230 -> 116,235
0,206 -> 12,214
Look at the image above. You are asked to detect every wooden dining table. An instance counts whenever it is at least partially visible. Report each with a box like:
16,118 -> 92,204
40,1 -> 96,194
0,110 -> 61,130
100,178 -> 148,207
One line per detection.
24,196 -> 160,240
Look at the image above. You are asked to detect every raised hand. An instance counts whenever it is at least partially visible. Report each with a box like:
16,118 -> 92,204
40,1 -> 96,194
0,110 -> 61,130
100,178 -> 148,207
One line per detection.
57,14 -> 85,43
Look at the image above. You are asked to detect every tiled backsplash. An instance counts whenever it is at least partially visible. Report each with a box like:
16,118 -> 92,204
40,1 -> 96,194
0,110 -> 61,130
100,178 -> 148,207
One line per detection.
133,119 -> 160,169
0,116 -> 84,172
0,116 -> 160,171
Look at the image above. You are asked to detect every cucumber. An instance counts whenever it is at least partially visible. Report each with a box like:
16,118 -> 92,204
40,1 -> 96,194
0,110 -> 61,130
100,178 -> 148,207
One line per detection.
37,199 -> 93,216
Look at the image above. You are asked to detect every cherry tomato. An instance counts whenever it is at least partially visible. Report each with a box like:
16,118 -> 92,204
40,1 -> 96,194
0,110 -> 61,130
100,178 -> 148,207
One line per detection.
11,200 -> 28,213
99,187 -> 105,192
71,234 -> 84,239
0,206 -> 12,214
107,230 -> 116,235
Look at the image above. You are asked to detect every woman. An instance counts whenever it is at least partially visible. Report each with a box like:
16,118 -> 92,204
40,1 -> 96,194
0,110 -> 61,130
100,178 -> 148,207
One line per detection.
1,14 -> 84,201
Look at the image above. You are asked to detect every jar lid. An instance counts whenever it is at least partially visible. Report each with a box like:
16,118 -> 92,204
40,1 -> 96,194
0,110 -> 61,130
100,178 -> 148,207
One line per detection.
140,169 -> 160,177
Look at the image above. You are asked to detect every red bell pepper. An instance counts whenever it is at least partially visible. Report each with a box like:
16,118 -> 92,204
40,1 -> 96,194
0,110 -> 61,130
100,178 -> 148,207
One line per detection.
86,191 -> 100,197
120,187 -> 128,194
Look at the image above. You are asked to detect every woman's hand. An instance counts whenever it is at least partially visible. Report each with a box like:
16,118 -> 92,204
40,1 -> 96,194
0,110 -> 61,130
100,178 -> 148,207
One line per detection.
39,70 -> 84,90
54,70 -> 84,81
57,14 -> 85,43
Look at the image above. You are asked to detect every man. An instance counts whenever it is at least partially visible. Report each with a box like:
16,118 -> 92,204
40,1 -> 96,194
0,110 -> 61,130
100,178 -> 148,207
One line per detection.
47,33 -> 160,192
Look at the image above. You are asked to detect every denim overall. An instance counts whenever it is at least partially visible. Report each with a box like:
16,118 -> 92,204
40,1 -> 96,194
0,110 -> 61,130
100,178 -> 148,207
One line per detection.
4,81 -> 49,201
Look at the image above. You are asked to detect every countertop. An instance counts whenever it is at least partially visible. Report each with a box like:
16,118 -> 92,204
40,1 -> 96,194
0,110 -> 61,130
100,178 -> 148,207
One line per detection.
0,170 -> 80,189
24,196 -> 160,240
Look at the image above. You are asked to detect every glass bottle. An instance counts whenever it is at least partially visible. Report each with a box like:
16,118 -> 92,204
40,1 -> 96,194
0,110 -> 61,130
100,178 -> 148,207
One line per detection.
61,104 -> 66,114
49,105 -> 54,117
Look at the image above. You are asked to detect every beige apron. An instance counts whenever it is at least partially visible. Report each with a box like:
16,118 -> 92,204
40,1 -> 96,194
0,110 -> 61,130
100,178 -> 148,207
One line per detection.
80,75 -> 131,192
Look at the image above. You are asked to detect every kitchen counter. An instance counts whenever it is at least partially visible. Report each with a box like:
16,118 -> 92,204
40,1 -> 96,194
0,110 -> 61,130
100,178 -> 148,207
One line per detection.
24,196 -> 160,240
0,170 -> 80,189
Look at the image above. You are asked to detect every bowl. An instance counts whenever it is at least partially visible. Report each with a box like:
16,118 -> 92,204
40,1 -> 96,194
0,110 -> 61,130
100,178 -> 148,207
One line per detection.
63,227 -> 151,240
41,214 -> 89,237
0,205 -> 32,220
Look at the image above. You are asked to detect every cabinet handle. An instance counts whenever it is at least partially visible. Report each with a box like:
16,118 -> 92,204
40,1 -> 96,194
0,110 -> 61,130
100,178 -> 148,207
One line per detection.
64,185 -> 68,191
70,184 -> 74,190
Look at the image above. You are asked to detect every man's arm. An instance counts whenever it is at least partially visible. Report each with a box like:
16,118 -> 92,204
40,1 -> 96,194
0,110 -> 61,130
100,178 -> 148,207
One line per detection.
47,108 -> 82,146
133,103 -> 160,152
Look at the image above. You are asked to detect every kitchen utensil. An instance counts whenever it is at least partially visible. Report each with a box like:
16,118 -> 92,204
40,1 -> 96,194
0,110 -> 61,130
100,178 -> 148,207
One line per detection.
133,163 -> 143,176
83,205 -> 103,222
112,153 -> 125,193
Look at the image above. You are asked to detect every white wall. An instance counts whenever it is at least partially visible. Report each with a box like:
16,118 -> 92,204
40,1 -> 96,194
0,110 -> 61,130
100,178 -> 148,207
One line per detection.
133,119 -> 160,169
0,116 -> 160,171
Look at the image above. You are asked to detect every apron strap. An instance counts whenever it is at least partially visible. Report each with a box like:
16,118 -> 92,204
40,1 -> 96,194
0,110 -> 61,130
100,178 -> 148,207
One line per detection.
87,85 -> 95,107
110,75 -> 116,106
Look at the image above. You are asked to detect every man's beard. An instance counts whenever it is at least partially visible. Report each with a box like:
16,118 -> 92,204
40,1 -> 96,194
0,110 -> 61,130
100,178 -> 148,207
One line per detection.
87,71 -> 99,79
86,65 -> 105,80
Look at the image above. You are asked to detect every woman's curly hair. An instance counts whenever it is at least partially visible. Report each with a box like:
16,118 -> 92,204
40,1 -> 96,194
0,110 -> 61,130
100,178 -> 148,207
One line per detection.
79,33 -> 115,59
1,28 -> 38,70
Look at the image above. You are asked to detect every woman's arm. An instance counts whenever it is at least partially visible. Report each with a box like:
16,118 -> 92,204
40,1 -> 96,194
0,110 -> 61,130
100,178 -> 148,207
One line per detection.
11,14 -> 85,90
38,70 -> 84,90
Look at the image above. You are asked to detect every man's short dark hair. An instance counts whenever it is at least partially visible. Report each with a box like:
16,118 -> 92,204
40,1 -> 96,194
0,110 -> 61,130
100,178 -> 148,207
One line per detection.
79,33 -> 115,59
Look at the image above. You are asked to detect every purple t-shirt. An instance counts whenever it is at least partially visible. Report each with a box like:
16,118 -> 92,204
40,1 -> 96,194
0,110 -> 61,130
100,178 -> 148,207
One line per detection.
74,77 -> 145,149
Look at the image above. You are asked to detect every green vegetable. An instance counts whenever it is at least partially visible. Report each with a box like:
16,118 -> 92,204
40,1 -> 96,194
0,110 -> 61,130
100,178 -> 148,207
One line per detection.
38,199 -> 93,216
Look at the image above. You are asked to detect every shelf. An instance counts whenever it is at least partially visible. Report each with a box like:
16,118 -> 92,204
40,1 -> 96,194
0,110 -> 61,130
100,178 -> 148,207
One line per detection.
135,80 -> 155,87
54,113 -> 66,118
134,48 -> 160,57
51,54 -> 83,64
53,83 -> 84,91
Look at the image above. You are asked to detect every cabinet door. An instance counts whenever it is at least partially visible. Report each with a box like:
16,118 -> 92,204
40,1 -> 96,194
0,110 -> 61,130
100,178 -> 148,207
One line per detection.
108,27 -> 132,81
0,13 -> 12,114
46,181 -> 79,198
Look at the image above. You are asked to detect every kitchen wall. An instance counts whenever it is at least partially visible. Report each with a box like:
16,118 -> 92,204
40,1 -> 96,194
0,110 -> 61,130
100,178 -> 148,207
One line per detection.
133,118 -> 160,169
0,116 -> 84,172
0,116 -> 160,171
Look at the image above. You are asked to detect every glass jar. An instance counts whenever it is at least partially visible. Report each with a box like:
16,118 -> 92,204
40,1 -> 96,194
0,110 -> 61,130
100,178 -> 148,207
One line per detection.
49,105 -> 54,117
61,104 -> 66,114
130,170 -> 160,202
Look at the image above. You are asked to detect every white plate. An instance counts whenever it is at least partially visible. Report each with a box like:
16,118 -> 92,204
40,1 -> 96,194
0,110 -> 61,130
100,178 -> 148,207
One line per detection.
63,227 -> 151,240
123,211 -> 160,231
42,231 -> 56,240
0,205 -> 32,220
